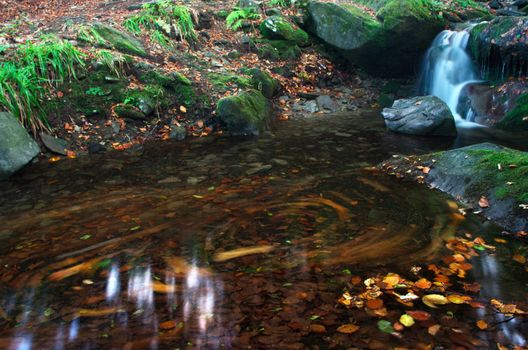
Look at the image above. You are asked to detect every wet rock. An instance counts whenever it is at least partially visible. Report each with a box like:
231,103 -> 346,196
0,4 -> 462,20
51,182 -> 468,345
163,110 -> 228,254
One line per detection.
114,105 -> 146,120
88,142 -> 106,154
293,100 -> 319,113
0,112 -> 40,180
40,133 -> 68,155
216,90 -> 273,136
250,68 -> 280,99
246,164 -> 272,175
187,176 -> 206,185
90,23 -> 147,57
382,143 -> 528,232
305,1 -> 489,77
316,95 -> 339,112
469,17 -> 528,76
170,125 -> 187,141
382,96 -> 457,136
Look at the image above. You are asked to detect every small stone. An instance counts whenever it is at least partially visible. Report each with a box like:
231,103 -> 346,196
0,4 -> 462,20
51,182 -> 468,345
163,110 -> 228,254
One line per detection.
170,125 -> 187,141
40,132 -> 68,155
246,164 -> 272,175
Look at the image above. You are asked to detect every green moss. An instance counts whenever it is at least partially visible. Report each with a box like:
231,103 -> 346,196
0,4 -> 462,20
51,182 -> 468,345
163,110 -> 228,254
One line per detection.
256,39 -> 301,60
249,68 -> 279,99
466,148 -> 528,202
91,23 -> 147,57
216,89 -> 272,135
468,22 -> 487,61
259,16 -> 310,46
207,72 -> 252,91
495,94 -> 528,131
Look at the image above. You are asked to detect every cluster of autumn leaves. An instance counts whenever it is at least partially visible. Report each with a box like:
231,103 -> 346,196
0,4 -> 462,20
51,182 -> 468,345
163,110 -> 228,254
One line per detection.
336,234 -> 526,337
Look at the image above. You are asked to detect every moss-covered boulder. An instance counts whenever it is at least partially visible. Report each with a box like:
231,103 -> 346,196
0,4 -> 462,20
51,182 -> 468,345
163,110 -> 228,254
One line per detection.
91,23 -> 147,57
256,39 -> 302,61
260,15 -> 310,47
115,105 -> 146,120
305,0 -> 488,77
469,17 -> 528,78
132,62 -> 195,106
0,112 -> 40,180
216,90 -> 273,136
250,69 -> 279,99
495,93 -> 528,131
382,143 -> 528,232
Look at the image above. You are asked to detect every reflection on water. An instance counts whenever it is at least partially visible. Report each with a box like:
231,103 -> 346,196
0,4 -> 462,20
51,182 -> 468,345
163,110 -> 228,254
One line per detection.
0,111 -> 526,349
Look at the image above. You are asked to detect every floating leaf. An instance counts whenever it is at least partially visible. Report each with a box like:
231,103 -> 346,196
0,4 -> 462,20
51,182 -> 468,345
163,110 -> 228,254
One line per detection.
422,294 -> 449,308
399,314 -> 415,327
79,234 -> 92,240
406,310 -> 430,321
414,278 -> 432,289
447,294 -> 471,304
428,324 -> 441,336
366,299 -> 384,310
377,320 -> 395,334
336,324 -> 360,334
512,254 -> 526,264
476,320 -> 488,330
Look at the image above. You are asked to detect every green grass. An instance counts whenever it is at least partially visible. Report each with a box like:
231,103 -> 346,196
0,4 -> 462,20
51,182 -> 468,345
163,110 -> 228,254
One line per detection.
0,36 -> 85,133
123,1 -> 197,43
93,49 -> 130,77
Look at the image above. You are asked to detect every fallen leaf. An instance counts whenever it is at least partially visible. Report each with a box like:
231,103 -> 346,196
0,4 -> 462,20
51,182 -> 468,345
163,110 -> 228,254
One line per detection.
428,324 -> 441,336
476,320 -> 488,330
447,294 -> 471,304
399,314 -> 415,327
422,294 -> 449,308
406,310 -> 431,321
512,254 -> 526,264
414,278 -> 432,289
309,324 -> 326,333
336,324 -> 360,334
377,320 -> 395,334
213,245 -> 275,262
366,299 -> 384,310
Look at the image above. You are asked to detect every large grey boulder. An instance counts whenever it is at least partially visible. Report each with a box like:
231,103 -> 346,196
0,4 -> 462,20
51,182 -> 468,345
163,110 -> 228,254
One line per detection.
382,96 -> 457,136
0,112 -> 40,179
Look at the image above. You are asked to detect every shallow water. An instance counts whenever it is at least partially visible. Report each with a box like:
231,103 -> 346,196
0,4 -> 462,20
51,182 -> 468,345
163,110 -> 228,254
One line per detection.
0,111 -> 526,349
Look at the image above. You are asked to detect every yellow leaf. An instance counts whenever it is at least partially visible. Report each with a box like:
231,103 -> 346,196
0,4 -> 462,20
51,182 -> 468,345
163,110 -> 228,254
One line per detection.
399,314 -> 415,327
447,294 -> 471,304
336,324 -> 360,334
180,105 -> 187,113
422,294 -> 449,308
213,245 -> 275,262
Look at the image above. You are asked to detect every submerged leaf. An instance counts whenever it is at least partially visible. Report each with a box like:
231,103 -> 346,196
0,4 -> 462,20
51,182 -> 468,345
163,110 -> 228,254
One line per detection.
399,314 -> 415,327
422,294 -> 449,308
336,324 -> 360,334
377,320 -> 394,334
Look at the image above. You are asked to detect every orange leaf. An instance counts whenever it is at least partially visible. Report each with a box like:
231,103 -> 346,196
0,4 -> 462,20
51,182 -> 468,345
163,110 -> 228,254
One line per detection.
336,324 -> 360,334
406,310 -> 431,321
366,299 -> 384,310
414,278 -> 432,289
476,320 -> 488,330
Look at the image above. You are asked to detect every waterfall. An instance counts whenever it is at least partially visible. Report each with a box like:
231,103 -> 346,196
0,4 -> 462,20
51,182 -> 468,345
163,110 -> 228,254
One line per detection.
418,29 -> 481,127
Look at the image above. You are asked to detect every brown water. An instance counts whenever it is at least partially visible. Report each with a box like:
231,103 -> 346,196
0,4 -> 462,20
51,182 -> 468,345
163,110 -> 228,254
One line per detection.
0,111 -> 526,349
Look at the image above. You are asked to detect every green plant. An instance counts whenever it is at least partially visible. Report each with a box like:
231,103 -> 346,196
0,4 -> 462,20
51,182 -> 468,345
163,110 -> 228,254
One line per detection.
0,36 -> 85,133
268,0 -> 291,7
123,1 -> 197,43
86,87 -> 107,96
93,49 -> 130,77
226,7 -> 261,31
78,26 -> 107,45
150,29 -> 172,48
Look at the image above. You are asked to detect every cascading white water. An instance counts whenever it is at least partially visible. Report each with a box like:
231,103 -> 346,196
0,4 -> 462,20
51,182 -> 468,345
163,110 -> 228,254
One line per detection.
419,29 -> 481,127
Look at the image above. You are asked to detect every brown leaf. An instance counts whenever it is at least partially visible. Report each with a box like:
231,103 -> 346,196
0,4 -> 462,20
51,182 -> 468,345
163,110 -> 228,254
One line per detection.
476,320 -> 488,330
336,324 -> 360,334
366,298 -> 384,310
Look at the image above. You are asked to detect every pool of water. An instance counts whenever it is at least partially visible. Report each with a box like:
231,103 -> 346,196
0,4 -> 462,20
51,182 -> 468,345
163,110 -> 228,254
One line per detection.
0,111 -> 526,349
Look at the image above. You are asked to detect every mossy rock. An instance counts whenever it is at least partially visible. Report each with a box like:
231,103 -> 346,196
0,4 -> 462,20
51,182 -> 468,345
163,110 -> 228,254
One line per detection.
469,17 -> 528,79
260,15 -> 310,47
132,63 -> 195,106
495,93 -> 528,131
383,143 -> 528,232
304,1 -> 455,77
249,69 -> 279,99
92,23 -> 147,57
115,105 -> 146,120
256,39 -> 302,61
216,90 -> 273,136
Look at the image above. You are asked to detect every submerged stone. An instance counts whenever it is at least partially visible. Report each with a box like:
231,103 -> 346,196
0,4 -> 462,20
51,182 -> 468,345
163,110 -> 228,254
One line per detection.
0,112 -> 40,180
216,90 -> 273,136
382,96 -> 457,136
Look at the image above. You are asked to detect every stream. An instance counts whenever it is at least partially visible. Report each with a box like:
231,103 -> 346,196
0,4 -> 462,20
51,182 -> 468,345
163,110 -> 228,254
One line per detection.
0,110 -> 526,349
